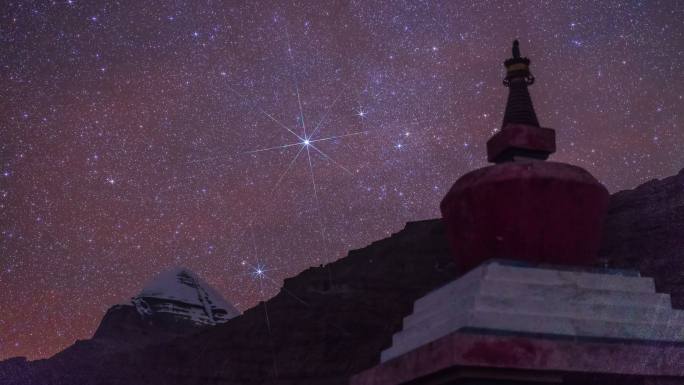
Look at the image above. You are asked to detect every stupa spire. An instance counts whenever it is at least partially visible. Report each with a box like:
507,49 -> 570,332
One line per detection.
486,40 -> 554,164
502,40 -> 540,128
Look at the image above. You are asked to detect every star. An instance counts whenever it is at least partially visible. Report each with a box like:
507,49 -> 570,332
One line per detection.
2,0 -> 682,361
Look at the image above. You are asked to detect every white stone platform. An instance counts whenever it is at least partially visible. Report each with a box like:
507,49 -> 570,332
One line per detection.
381,260 -> 684,362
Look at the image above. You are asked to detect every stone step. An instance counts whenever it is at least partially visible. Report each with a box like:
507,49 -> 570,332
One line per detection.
408,287 -> 479,327
412,263 -> 659,315
404,293 -> 684,339
484,263 -> 656,293
384,263 -> 673,363
474,295 -> 682,325
478,280 -> 671,307
383,308 -> 684,362
467,309 -> 684,341
408,279 -> 670,329
404,290 -> 674,330
412,269 -> 484,313
383,312 -> 467,361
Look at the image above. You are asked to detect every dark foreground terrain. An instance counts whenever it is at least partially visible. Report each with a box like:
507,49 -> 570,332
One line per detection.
2,168 -> 683,385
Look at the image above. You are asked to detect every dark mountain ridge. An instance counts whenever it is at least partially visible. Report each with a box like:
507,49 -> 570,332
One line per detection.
2,168 -> 683,384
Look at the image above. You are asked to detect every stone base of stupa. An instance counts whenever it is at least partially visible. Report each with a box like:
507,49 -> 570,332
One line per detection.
351,261 -> 684,385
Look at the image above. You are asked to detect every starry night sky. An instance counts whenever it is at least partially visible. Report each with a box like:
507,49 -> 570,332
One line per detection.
1,1 -> 682,360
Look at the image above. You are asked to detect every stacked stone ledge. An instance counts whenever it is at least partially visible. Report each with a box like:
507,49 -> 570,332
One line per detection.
381,260 -> 684,362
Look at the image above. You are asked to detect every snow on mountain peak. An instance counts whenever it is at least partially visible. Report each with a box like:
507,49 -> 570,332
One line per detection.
132,267 -> 240,326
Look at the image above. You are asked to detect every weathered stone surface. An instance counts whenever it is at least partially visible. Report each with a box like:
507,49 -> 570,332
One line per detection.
601,169 -> 684,309
382,261 -> 684,362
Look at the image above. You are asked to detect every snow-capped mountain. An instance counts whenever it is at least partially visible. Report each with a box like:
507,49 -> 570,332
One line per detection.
132,267 -> 240,326
92,267 -> 240,343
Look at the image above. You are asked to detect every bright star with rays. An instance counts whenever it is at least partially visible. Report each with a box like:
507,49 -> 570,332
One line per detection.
236,24 -> 372,201
241,259 -> 277,295
247,261 -> 269,280
243,106 -> 368,195
184,24 -> 372,260
186,23 -> 370,205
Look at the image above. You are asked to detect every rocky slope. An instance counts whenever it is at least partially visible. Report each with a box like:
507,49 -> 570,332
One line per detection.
601,168 -> 684,307
2,169 -> 683,384
0,219 -> 457,384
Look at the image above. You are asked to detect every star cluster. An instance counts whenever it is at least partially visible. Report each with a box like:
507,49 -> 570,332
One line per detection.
1,1 -> 682,359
